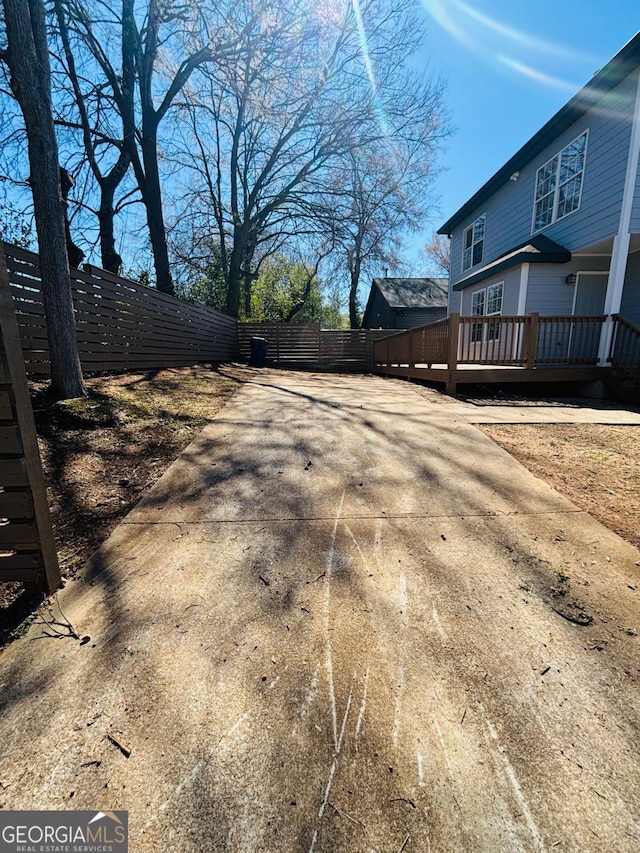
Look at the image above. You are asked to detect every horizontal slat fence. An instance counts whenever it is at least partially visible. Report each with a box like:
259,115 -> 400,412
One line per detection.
320,329 -> 392,370
0,244 -> 60,592
238,323 -> 321,366
238,324 -> 395,370
5,243 -> 239,374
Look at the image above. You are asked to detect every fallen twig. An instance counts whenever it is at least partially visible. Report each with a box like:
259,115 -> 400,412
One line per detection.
398,834 -> 410,853
390,797 -> 416,809
328,802 -> 366,834
552,606 -> 592,626
107,732 -> 131,758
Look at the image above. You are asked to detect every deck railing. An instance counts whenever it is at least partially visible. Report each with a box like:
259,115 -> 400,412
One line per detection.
610,314 -> 640,383
536,315 -> 605,365
457,315 -> 528,365
373,317 -> 451,366
373,312 -> 608,369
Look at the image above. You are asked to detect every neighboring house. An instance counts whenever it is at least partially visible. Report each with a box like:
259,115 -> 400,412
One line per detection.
438,31 -> 640,364
362,277 -> 448,329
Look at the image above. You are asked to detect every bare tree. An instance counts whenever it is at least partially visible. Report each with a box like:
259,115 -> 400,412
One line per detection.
52,0 -> 132,273
1,0 -> 85,399
329,73 -> 448,327
54,0 -> 243,294
170,0 -> 441,318
423,232 -> 450,276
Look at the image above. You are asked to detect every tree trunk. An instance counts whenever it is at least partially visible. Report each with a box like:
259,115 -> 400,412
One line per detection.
226,224 -> 251,318
98,184 -> 123,274
349,265 -> 361,329
140,130 -> 174,295
2,0 -> 85,399
225,250 -> 243,318
243,269 -> 253,319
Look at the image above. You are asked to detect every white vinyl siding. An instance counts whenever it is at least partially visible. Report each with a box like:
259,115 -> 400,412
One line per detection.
463,214 -> 486,271
533,132 -> 588,232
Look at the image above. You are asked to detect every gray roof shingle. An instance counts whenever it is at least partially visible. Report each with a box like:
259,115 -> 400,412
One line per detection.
372,277 -> 448,309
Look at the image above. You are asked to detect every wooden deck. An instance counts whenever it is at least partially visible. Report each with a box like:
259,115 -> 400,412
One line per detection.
376,362 -> 607,391
372,313 -> 629,393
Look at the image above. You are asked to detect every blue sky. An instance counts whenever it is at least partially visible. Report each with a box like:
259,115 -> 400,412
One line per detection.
409,0 -> 638,269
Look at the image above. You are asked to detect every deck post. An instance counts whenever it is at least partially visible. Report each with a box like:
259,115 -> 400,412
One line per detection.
523,312 -> 539,370
408,329 -> 415,367
446,313 -> 460,394
447,313 -> 459,370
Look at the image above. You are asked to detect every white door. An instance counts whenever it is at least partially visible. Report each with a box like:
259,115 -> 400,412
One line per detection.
574,272 -> 608,315
571,272 -> 608,361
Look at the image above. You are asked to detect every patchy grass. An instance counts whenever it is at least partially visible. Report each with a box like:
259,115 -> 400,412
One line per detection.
1,364 -> 249,647
480,423 -> 640,550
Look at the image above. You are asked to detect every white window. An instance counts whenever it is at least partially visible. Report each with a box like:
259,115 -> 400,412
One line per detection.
533,131 -> 587,232
471,289 -> 485,315
462,214 -> 486,271
487,282 -> 503,315
470,282 -> 503,342
471,289 -> 485,342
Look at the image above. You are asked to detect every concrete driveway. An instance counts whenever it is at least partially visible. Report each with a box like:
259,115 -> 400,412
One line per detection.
1,372 -> 639,852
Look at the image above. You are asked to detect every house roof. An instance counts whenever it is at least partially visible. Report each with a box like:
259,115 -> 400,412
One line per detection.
438,30 -> 640,236
371,277 -> 449,309
452,235 -> 571,291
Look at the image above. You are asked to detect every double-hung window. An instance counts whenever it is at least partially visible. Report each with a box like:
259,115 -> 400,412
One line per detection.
470,283 -> 503,343
462,214 -> 486,271
471,289 -> 485,342
533,132 -> 587,232
486,283 -> 503,341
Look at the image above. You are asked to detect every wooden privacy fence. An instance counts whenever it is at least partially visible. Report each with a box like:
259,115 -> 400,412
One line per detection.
4,242 -> 238,374
237,323 -> 395,370
0,244 -> 60,593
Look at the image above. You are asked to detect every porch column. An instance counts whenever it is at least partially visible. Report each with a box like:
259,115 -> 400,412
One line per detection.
598,68 -> 640,364
597,233 -> 630,363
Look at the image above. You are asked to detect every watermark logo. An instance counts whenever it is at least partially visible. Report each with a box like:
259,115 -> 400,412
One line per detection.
0,810 -> 128,852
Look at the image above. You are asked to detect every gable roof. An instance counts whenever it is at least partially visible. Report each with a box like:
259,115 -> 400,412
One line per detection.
371,277 -> 448,309
438,30 -> 640,236
452,236 -> 571,291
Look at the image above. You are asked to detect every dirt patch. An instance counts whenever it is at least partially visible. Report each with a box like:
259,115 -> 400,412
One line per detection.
0,364 -> 251,645
480,423 -> 640,550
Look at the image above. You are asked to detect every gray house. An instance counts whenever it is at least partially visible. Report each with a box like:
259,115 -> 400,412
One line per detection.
439,30 -> 640,366
362,277 -> 448,329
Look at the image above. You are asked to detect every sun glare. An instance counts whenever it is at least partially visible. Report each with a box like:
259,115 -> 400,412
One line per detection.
420,0 -> 595,93
351,0 -> 392,139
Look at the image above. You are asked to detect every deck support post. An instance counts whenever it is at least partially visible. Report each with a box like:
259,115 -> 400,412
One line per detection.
446,313 -> 460,394
523,312 -> 539,370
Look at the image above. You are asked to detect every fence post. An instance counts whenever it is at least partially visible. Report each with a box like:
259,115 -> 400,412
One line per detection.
524,312 -> 539,370
0,243 -> 60,594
